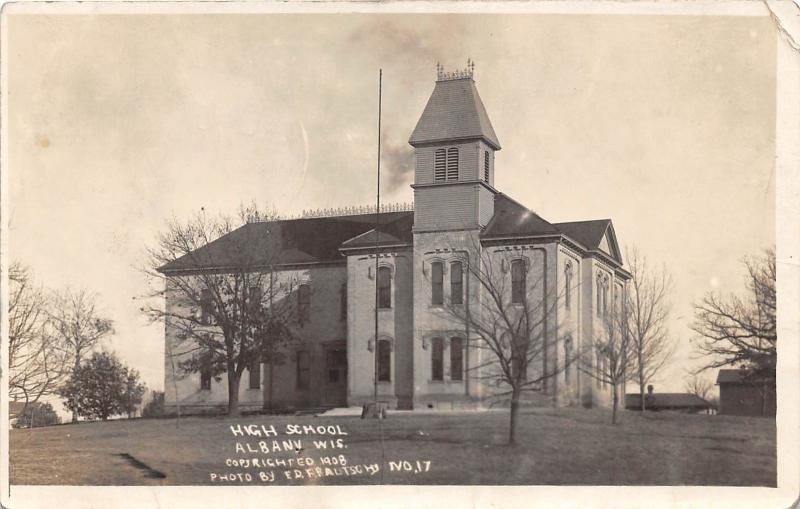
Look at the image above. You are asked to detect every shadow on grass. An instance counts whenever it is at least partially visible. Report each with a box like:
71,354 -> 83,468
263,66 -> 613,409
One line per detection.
115,453 -> 167,479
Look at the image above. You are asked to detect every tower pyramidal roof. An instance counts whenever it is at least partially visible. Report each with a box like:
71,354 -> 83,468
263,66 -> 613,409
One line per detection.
409,61 -> 501,150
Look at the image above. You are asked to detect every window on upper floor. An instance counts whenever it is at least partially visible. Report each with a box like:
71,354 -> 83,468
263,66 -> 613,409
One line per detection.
431,337 -> 444,381
450,261 -> 463,305
377,266 -> 391,309
248,285 -> 262,315
511,259 -> 526,304
564,262 -> 573,310
377,340 -> 391,382
297,284 -> 311,326
446,147 -> 459,181
199,288 -> 213,325
431,261 -> 444,305
340,282 -> 347,322
484,150 -> 490,182
450,337 -> 464,381
434,149 -> 446,182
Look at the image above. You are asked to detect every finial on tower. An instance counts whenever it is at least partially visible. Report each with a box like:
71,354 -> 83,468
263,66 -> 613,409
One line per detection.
436,59 -> 475,82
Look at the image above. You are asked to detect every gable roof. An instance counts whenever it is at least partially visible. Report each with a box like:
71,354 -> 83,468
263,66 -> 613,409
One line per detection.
158,211 -> 413,273
481,193 -> 560,239
717,369 -> 747,384
480,194 -> 625,266
339,213 -> 415,250
409,78 -> 501,150
552,219 -> 623,263
624,393 -> 712,409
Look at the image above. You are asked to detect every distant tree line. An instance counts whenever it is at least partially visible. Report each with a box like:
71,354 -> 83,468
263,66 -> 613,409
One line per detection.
8,263 -> 146,425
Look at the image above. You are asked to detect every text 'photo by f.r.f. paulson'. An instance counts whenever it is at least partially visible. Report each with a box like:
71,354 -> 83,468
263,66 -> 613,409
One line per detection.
2,2 -> 799,509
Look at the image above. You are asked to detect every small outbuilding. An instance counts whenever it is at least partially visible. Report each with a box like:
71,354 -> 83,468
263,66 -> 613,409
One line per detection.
716,369 -> 776,417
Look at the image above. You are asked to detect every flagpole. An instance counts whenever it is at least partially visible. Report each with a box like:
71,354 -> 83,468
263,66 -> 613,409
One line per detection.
374,69 -> 382,406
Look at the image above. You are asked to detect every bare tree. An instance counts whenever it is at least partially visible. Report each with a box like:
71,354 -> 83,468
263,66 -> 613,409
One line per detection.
579,310 -> 635,424
8,263 -> 68,412
431,237 -> 573,445
625,247 -> 676,411
684,374 -> 713,401
142,204 -> 300,417
692,248 -> 776,380
691,248 -> 775,417
48,288 -> 114,422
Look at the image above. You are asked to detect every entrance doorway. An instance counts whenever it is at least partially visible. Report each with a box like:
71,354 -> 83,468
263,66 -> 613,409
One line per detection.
323,345 -> 347,406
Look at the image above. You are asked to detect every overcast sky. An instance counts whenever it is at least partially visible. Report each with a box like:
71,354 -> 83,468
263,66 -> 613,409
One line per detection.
8,13 -> 776,397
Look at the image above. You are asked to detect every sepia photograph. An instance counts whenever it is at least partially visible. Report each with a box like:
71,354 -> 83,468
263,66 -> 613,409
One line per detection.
1,1 -> 798,508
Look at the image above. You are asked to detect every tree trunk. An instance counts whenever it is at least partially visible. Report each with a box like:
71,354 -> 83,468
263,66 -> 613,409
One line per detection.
508,386 -> 521,446
72,354 -> 81,423
611,383 -> 619,424
228,370 -> 241,417
638,360 -> 645,412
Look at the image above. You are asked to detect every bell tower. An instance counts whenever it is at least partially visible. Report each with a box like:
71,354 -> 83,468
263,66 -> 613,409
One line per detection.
409,61 -> 501,233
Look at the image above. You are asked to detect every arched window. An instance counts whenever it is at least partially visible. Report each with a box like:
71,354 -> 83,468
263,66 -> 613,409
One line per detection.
296,351 -> 310,390
431,337 -> 444,381
297,284 -> 311,326
377,340 -> 391,382
564,336 -> 573,382
431,261 -> 444,305
434,149 -> 446,182
564,262 -> 573,310
511,259 -> 526,304
377,266 -> 391,309
450,261 -> 463,305
602,277 -> 609,317
446,147 -> 459,180
596,276 -> 602,316
484,150 -> 490,182
450,337 -> 464,381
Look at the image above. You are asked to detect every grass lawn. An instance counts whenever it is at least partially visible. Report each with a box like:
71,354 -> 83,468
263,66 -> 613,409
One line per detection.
10,407 -> 775,486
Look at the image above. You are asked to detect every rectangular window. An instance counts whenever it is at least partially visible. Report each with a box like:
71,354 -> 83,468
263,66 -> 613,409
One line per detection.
249,359 -> 261,389
434,149 -> 446,182
377,340 -> 391,382
484,150 -> 490,182
450,262 -> 463,305
298,284 -> 311,326
296,351 -> 310,390
200,347 -> 212,390
511,260 -> 526,304
446,147 -> 459,180
377,267 -> 391,309
564,337 -> 573,382
450,337 -> 463,381
249,285 -> 262,307
199,288 -> 213,325
431,337 -> 444,381
431,262 -> 443,305
340,283 -> 347,322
